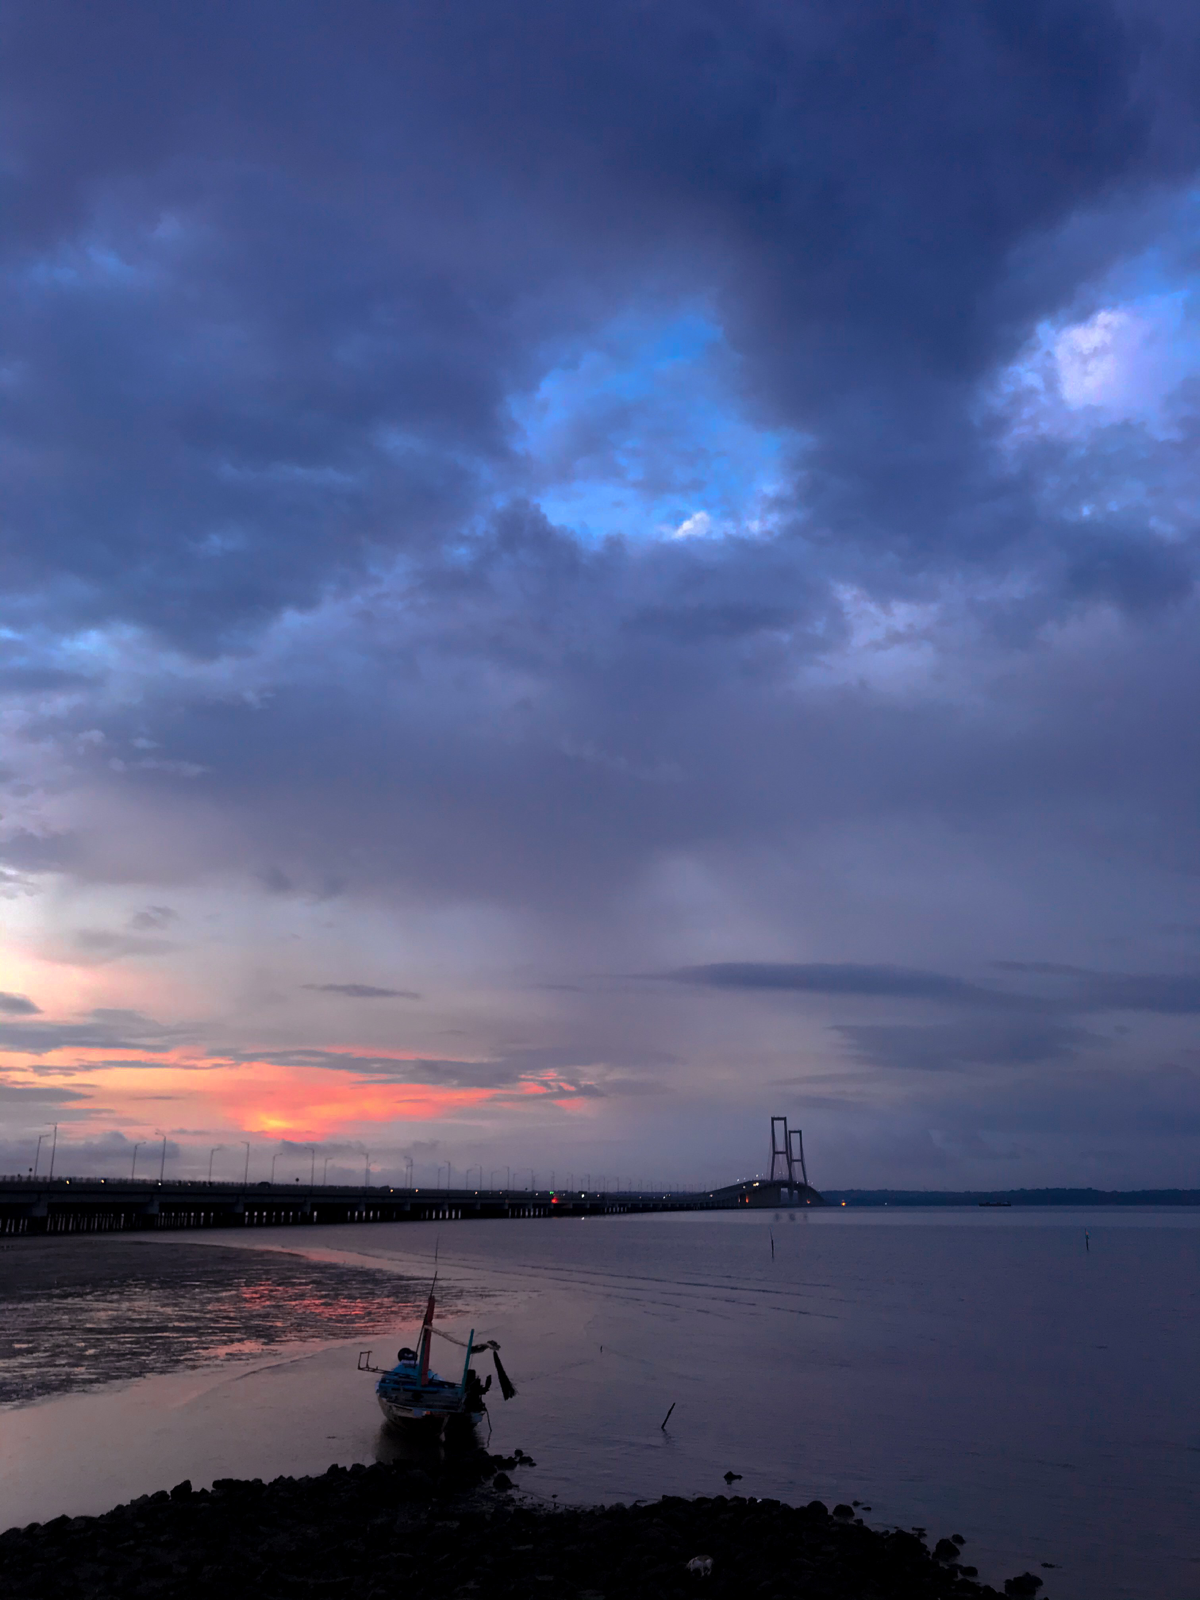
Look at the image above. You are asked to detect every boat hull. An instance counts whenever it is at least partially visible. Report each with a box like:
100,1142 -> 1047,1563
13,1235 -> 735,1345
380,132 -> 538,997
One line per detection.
377,1391 -> 483,1432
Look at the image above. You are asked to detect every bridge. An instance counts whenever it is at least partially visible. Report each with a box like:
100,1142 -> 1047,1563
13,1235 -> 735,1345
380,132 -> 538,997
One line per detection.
0,1175 -> 823,1235
0,1117 -> 823,1235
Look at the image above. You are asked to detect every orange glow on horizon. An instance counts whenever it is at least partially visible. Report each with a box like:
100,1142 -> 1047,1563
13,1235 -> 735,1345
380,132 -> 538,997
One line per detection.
0,1037 -> 591,1141
218,1063 -> 500,1138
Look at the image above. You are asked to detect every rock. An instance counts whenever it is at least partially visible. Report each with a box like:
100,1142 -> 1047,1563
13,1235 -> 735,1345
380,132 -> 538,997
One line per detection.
723,1471 -> 742,1484
169,1481 -> 192,1501
395,1469 -> 435,1501
832,1505 -> 855,1520
952,1534 -> 965,1546
0,1478 -> 1027,1600
493,1472 -> 514,1491
1004,1575 -> 1044,1595
934,1539 -> 960,1561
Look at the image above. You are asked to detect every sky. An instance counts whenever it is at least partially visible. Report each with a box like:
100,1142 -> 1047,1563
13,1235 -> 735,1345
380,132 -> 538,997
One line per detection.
3,0 -> 1200,1192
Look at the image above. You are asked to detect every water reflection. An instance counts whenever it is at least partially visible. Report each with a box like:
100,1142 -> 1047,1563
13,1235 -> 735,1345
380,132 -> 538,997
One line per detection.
372,1418 -> 488,1468
0,1237 -> 467,1406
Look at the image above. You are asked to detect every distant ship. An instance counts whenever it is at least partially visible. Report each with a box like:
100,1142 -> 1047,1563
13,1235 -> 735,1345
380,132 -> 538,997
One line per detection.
978,1200 -> 1012,1207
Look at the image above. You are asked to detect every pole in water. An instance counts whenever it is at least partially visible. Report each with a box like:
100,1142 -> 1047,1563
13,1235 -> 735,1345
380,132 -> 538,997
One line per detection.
661,1402 -> 676,1431
770,1229 -> 775,1260
1085,1230 -> 1090,1252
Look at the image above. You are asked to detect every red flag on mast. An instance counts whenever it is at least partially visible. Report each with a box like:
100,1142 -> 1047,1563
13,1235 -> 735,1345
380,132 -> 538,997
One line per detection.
418,1291 -> 435,1384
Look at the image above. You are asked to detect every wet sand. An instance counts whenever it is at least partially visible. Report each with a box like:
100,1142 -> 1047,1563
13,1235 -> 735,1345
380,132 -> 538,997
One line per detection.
0,1236 -> 453,1405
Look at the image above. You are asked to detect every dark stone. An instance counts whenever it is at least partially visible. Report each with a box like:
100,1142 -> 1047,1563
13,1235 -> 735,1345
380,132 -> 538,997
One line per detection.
832,1505 -> 855,1520
0,1479 -> 1025,1600
1004,1575 -> 1044,1596
168,1482 -> 192,1501
396,1469 -> 435,1501
934,1539 -> 960,1560
493,1473 -> 514,1491
952,1535 -> 965,1545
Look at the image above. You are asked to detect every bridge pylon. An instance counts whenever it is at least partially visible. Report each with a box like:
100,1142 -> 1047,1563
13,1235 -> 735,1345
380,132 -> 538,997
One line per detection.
768,1114 -> 812,1203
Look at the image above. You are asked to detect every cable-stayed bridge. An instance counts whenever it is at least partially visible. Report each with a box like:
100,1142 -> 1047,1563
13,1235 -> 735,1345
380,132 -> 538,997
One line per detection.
0,1117 -> 823,1234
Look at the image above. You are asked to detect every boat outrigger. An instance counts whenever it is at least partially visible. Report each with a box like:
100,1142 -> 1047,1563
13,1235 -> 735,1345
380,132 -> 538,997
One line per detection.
361,1276 -> 516,1434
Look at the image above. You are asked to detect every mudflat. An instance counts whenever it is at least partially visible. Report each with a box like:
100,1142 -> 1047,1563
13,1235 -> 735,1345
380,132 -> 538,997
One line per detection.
0,1237 -> 434,1405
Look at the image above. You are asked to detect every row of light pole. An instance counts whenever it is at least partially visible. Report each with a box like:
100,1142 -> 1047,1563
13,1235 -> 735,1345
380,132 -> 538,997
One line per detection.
27,1132 -> 363,1187
421,1167 -> 680,1195
26,1130 -> 694,1194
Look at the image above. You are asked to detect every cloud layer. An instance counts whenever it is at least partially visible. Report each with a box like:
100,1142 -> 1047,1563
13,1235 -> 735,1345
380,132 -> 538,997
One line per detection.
2,1 -> 1200,1186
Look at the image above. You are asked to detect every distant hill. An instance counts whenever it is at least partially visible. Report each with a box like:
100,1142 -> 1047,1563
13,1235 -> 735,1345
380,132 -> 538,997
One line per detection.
822,1188 -> 1200,1207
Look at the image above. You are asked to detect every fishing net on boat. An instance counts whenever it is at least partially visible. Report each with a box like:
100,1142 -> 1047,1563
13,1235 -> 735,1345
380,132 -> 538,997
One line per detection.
431,1328 -> 517,1399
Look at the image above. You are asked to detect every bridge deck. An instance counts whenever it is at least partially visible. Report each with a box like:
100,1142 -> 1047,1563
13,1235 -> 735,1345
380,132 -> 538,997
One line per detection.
0,1175 -> 819,1235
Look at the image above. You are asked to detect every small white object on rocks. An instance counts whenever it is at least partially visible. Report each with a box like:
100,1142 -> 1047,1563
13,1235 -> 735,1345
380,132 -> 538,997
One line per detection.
685,1556 -> 714,1577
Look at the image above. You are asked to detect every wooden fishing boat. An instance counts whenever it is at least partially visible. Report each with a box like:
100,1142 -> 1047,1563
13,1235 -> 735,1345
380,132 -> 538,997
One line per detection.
367,1279 -> 514,1433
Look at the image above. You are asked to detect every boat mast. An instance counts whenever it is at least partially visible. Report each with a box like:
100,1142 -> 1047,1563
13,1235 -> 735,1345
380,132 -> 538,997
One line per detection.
418,1280 -> 436,1384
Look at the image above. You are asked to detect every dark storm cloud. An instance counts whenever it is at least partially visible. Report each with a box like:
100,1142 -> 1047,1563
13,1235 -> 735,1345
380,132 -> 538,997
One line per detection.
215,1046 -> 600,1093
52,575 -> 1200,912
0,993 -> 41,1016
0,833 -> 79,874
661,962 -> 1039,1006
4,0 -> 1200,1187
668,960 -> 1200,1014
833,1017 -> 1100,1072
0,664 -> 92,693
3,0 -> 1199,648
301,984 -> 421,999
993,962 -> 1200,1011
0,1010 -> 179,1057
0,1084 -> 93,1104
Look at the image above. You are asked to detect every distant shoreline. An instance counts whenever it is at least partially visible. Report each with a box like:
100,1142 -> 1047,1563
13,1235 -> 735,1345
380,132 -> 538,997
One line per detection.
824,1188 -> 1200,1207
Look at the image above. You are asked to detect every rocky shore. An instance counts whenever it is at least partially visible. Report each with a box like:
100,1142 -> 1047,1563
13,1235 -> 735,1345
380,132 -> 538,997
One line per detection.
0,1453 -> 1048,1600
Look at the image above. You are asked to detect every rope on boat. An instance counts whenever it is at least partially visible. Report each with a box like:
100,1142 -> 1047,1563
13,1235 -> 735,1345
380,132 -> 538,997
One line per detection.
430,1328 -> 497,1352
429,1328 -> 517,1399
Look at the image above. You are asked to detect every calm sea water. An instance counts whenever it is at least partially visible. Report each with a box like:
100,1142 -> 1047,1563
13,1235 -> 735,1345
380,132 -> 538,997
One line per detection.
1,1210 -> 1196,1600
